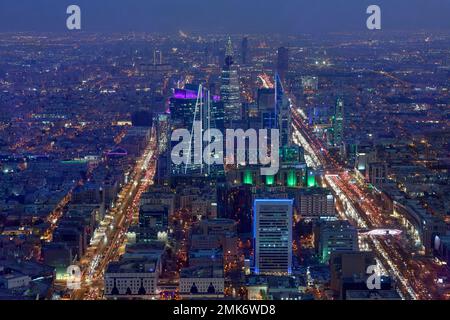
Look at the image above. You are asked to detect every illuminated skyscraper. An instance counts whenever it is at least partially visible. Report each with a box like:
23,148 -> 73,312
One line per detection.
333,97 -> 344,146
221,37 -> 241,126
275,73 -> 291,146
257,74 -> 291,145
254,199 -> 293,275
169,85 -> 222,176
277,47 -> 289,80
258,88 -> 276,130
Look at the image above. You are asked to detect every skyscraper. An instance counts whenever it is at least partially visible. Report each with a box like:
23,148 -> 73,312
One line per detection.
241,37 -> 249,65
254,199 -> 293,275
169,85 -> 218,176
221,37 -> 241,126
257,74 -> 290,145
258,88 -> 276,130
169,88 -> 201,128
275,73 -> 291,146
333,97 -> 344,146
277,47 -> 289,80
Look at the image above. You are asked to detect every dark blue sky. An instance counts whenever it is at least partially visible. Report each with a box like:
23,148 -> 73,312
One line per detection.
0,0 -> 449,33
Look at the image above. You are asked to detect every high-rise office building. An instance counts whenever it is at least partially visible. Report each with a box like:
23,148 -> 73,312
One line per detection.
333,97 -> 344,146
221,37 -> 241,126
258,88 -> 276,130
314,220 -> 358,263
241,37 -> 249,65
168,87 -> 204,176
169,86 -> 219,176
369,162 -> 387,188
153,49 -> 163,65
257,88 -> 275,111
256,74 -> 290,145
296,188 -> 335,218
169,88 -> 200,128
275,73 -> 291,146
277,47 -> 289,80
254,199 -> 293,275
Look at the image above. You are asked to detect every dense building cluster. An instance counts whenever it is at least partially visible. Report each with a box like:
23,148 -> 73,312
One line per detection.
0,31 -> 449,300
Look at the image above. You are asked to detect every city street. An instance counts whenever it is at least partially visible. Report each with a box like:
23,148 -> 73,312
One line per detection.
290,101 -> 444,300
70,128 -> 158,300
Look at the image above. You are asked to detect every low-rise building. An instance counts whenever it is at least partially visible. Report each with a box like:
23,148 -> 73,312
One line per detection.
179,266 -> 224,299
104,259 -> 160,299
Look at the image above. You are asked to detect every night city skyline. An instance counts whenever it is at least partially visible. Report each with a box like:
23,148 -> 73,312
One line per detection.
0,1 -> 449,311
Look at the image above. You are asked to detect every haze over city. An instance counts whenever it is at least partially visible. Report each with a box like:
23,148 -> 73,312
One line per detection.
1,0 -> 450,33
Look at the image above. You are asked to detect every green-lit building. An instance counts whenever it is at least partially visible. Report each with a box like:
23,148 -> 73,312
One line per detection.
227,146 -> 309,187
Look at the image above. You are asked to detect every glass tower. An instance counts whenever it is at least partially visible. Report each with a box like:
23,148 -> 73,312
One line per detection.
333,97 -> 344,146
254,199 -> 293,275
221,37 -> 241,127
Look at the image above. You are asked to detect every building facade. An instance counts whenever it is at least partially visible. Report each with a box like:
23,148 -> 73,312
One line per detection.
254,199 -> 293,275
